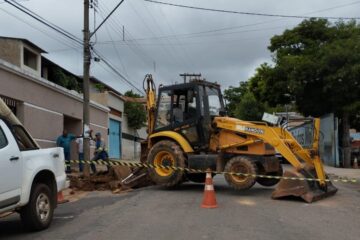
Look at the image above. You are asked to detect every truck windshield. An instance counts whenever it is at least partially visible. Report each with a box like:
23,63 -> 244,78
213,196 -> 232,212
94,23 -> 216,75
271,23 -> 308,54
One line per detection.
206,87 -> 223,116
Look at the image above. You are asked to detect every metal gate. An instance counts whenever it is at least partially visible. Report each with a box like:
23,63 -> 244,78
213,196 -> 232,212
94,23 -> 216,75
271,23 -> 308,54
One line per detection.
289,114 -> 339,167
109,119 -> 121,159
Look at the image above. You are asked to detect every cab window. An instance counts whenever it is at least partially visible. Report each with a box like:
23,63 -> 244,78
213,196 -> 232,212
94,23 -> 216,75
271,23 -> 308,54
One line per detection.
206,87 -> 222,116
0,127 -> 8,149
173,89 -> 197,123
156,90 -> 172,129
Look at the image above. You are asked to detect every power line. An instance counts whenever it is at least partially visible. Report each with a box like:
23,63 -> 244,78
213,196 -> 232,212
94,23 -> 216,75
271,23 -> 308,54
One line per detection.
102,18 -> 130,78
95,2 -> 156,89
0,7 -> 82,52
144,0 -> 360,20
4,0 -> 83,45
97,2 -> 156,68
4,0 -> 137,93
96,25 -> 288,45
95,0 -> 360,43
91,0 -> 124,38
10,0 -> 82,44
128,0 -> 184,67
0,0 -> 28,4
92,49 -> 144,95
141,1 -> 192,70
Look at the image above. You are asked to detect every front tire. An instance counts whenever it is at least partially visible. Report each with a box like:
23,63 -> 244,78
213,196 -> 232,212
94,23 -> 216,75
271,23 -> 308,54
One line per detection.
147,140 -> 186,187
224,156 -> 257,190
20,183 -> 54,231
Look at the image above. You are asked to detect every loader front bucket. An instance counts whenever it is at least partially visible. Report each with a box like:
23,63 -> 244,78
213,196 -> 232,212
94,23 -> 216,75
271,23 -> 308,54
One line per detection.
272,169 -> 338,203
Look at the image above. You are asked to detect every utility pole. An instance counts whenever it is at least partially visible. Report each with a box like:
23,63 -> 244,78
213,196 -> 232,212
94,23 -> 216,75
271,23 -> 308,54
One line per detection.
81,0 -> 125,177
83,0 -> 91,177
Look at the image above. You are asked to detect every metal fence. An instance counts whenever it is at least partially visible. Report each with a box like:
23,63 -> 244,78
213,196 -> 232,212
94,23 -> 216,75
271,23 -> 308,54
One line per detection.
289,113 -> 339,167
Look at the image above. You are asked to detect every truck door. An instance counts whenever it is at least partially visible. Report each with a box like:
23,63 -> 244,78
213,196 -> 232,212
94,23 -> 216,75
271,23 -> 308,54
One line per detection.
0,120 -> 22,209
171,87 -> 202,147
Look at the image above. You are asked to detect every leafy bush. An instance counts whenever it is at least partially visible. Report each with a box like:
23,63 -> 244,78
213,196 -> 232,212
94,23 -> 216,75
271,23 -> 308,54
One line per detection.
124,90 -> 146,130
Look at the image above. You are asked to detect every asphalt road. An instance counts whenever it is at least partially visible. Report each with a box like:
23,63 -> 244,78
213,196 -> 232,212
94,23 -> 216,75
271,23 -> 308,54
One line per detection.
1,176 -> 360,240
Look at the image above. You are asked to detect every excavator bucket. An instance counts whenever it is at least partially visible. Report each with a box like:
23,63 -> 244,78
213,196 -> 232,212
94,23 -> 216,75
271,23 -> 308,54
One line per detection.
272,169 -> 338,203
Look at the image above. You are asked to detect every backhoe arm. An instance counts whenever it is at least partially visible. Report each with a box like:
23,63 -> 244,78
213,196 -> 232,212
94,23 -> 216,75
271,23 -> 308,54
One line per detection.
214,117 -> 326,186
144,74 -> 156,136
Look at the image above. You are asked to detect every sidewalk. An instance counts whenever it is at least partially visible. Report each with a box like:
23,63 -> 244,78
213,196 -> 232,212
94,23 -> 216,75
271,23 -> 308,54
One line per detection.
324,166 -> 360,180
283,164 -> 360,180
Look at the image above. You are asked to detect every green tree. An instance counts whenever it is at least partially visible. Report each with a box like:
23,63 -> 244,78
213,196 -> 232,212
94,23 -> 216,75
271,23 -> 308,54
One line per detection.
223,81 -> 249,117
224,81 -> 269,120
51,68 -> 81,92
52,68 -> 68,87
94,83 -> 106,93
235,91 -> 265,121
124,90 -> 146,130
66,75 -> 81,92
249,19 -> 360,167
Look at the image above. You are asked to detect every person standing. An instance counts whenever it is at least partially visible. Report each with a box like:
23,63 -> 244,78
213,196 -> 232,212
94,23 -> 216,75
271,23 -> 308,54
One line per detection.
56,129 -> 76,173
76,135 -> 94,173
91,132 -> 110,173
75,136 -> 84,172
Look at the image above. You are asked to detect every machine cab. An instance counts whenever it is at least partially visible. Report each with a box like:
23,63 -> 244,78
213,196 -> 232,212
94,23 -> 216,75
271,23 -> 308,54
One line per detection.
154,80 -> 225,150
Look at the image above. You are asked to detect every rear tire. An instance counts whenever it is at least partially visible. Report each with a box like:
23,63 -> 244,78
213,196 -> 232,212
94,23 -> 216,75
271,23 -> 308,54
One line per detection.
256,164 -> 283,187
20,183 -> 54,231
224,156 -> 257,190
147,140 -> 185,187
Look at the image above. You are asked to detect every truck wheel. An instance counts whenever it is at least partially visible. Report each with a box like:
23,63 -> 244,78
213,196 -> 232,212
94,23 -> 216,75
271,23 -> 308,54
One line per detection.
224,156 -> 257,190
256,164 -> 283,187
148,140 -> 185,187
20,183 -> 54,231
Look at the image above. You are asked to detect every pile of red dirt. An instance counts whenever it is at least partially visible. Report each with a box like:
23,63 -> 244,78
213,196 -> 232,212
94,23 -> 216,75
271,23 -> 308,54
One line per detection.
68,166 -> 152,193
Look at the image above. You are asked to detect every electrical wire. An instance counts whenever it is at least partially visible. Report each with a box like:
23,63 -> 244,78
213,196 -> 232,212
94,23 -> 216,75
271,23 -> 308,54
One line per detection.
92,49 -> 144,95
101,12 -> 130,78
96,3 -> 156,68
95,3 -> 153,84
91,0 -> 124,38
95,0 -> 360,43
9,0 -> 82,44
0,7 -> 81,52
96,25 -> 289,45
4,0 -> 83,45
141,0 -> 191,69
144,0 -> 360,20
127,0 -> 185,67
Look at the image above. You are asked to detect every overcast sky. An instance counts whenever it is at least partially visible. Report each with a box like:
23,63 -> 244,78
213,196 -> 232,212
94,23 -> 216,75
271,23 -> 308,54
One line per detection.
0,0 -> 359,94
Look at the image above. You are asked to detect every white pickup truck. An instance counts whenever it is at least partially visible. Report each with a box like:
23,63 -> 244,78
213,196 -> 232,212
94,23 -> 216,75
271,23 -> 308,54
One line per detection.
0,117 -> 66,231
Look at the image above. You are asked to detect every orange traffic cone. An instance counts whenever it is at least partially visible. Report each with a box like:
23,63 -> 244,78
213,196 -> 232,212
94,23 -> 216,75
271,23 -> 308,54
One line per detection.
57,191 -> 69,204
201,169 -> 218,209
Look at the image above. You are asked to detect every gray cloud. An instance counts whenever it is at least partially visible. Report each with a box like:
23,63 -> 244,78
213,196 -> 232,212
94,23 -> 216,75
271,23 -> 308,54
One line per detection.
0,0 -> 359,94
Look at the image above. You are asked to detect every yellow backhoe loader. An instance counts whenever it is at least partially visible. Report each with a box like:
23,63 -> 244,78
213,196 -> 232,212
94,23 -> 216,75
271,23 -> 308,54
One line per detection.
140,74 -> 337,203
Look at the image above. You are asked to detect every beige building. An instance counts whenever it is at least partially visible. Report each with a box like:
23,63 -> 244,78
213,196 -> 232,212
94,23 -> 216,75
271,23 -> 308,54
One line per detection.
90,77 -> 146,160
0,37 -> 109,160
0,36 -> 146,161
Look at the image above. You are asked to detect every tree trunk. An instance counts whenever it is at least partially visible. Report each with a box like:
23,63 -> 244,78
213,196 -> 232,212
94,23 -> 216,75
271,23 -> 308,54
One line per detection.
341,111 -> 351,168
